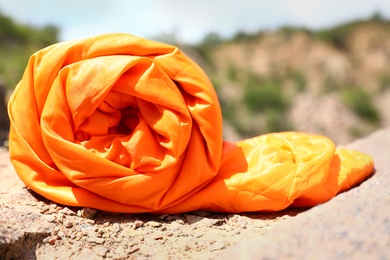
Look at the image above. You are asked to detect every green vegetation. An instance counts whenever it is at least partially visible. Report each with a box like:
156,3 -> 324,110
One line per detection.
322,74 -> 344,93
277,26 -> 311,38
342,87 -> 380,125
242,72 -> 293,133
217,71 -> 295,136
0,11 -> 59,89
314,22 -> 358,49
264,109 -> 294,133
287,69 -> 307,92
243,72 -> 288,113
314,13 -> 389,50
379,72 -> 390,92
193,32 -> 223,70
229,30 -> 264,43
226,62 -> 238,82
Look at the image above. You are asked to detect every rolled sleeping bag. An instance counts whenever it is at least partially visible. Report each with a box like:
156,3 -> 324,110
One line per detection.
8,34 -> 374,213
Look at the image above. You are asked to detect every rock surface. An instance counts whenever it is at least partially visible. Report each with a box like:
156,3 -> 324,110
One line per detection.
1,128 -> 389,259
0,147 -> 300,259
219,127 -> 390,259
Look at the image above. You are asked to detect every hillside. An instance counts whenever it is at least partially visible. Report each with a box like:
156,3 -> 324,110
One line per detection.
186,15 -> 390,144
0,11 -> 59,91
1,12 -> 390,144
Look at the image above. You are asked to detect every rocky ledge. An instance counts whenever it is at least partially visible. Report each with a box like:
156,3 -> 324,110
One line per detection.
1,128 -> 389,259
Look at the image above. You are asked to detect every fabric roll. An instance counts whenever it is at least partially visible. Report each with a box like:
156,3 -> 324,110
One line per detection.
8,34 -> 374,213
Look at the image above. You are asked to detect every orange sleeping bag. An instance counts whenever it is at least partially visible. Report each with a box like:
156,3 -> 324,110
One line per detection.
7,34 -> 374,213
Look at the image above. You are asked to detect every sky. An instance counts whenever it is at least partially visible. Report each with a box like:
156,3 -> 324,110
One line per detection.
0,0 -> 389,44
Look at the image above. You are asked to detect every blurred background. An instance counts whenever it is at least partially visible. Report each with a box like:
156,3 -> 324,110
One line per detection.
1,0 -> 390,146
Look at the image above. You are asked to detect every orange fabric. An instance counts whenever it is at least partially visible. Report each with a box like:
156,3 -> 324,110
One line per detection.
8,34 -> 374,213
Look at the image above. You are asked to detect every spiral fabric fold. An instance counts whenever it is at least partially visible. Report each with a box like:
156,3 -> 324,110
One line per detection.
8,34 -> 374,213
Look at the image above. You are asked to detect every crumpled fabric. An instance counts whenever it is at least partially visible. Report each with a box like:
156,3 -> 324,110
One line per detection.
8,33 -> 374,213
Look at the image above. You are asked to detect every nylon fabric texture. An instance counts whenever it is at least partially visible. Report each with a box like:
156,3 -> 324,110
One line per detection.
8,33 -> 374,213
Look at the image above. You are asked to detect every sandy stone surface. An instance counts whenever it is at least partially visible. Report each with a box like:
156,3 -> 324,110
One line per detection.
219,127 -> 390,259
1,128 -> 389,259
0,147 -> 301,260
